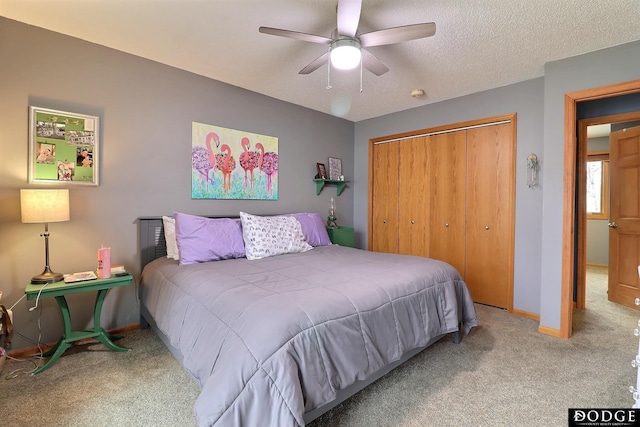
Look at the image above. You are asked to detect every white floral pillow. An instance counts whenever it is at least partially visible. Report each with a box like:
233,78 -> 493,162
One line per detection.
240,212 -> 312,260
162,216 -> 180,260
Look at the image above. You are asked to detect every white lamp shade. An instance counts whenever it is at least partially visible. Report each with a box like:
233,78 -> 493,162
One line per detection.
330,39 -> 362,70
20,189 -> 70,223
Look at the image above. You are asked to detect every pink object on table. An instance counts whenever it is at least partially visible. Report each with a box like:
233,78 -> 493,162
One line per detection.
97,247 -> 111,279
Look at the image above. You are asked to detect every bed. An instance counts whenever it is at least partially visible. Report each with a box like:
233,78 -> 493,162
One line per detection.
138,213 -> 478,427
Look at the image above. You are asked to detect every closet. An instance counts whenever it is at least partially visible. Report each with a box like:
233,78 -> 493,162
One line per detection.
369,115 -> 515,310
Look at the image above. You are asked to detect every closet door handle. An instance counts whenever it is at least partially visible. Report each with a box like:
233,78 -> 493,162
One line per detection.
485,225 -> 490,230
383,220 -> 387,224
411,220 -> 415,224
445,223 -> 449,227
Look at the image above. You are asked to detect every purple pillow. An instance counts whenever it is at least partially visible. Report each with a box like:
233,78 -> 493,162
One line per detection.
290,213 -> 331,246
174,212 -> 245,265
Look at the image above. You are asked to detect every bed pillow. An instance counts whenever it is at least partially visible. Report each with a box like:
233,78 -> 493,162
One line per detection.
290,212 -> 331,246
240,211 -> 312,260
162,216 -> 180,260
174,212 -> 245,265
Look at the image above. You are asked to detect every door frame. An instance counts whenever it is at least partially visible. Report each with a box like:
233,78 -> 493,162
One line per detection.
561,79 -> 640,338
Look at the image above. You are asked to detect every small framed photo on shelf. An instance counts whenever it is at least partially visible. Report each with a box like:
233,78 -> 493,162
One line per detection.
328,157 -> 342,181
316,163 -> 327,180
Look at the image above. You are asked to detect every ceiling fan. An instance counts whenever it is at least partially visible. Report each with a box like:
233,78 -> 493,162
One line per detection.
258,0 -> 436,77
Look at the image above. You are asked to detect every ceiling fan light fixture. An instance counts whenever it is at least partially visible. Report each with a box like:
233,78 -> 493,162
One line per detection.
330,38 -> 361,70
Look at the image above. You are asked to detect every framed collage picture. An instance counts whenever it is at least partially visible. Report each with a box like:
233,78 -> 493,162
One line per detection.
28,106 -> 99,186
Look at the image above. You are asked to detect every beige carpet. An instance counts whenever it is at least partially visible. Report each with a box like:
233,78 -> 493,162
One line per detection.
1,266 -> 637,427
0,327 -> 200,426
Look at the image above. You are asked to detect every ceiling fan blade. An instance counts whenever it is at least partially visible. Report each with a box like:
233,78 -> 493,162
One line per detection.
361,49 -> 389,76
299,51 -> 330,74
359,22 -> 436,47
259,27 -> 332,45
337,0 -> 362,37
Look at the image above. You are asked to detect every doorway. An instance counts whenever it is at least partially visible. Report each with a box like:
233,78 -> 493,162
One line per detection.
581,123 -> 611,326
577,114 -> 640,312
561,80 -> 640,339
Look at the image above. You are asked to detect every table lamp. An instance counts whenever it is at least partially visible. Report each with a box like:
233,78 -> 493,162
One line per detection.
327,196 -> 338,229
20,189 -> 70,284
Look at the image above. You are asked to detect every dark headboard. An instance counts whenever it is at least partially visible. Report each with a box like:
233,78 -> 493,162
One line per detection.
139,217 -> 167,272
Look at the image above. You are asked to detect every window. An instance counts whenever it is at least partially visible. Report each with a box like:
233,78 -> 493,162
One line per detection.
586,154 -> 609,220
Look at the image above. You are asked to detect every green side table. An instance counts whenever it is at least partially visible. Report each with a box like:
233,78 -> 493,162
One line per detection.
326,226 -> 355,247
25,274 -> 133,374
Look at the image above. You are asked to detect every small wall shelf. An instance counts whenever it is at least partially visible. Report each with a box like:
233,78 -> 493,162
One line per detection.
314,179 -> 349,196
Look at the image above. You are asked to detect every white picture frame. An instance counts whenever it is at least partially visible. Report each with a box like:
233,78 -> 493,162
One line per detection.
29,106 -> 100,186
328,157 -> 342,181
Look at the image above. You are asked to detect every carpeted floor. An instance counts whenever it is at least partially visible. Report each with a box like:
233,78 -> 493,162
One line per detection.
1,266 -> 637,426
1,325 -> 201,426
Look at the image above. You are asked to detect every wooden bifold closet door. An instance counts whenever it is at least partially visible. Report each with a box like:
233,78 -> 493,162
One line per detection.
369,116 -> 515,311
371,137 -> 429,257
428,131 -> 467,278
398,136 -> 429,257
371,141 -> 399,254
464,123 -> 514,309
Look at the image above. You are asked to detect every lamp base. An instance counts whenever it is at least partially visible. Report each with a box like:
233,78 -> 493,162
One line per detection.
31,270 -> 64,284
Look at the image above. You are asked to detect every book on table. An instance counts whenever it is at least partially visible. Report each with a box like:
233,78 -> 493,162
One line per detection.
63,271 -> 98,283
111,264 -> 126,274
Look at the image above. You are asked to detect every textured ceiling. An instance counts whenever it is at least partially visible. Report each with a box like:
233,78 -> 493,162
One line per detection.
2,0 -> 640,122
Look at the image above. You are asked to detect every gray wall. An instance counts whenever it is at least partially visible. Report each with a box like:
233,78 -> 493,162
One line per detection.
355,40 -> 640,329
540,40 -> 640,330
586,221 -> 609,266
0,18 -> 354,349
354,78 -> 545,316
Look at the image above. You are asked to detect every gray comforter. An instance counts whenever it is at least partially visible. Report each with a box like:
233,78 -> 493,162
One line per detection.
140,245 -> 478,426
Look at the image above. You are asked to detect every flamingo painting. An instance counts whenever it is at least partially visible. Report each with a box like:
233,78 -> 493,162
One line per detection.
215,143 -> 236,193
205,132 -> 220,177
192,122 -> 277,200
255,142 -> 278,197
192,145 -> 214,185
239,137 -> 262,189
192,131 -> 221,186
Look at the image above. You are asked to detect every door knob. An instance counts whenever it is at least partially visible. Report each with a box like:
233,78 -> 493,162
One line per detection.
608,222 -> 618,228
411,220 -> 415,224
445,223 -> 449,227
485,226 -> 490,230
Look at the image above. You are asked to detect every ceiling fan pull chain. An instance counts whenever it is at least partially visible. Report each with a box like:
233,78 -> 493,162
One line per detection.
360,59 -> 363,93
326,48 -> 332,90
